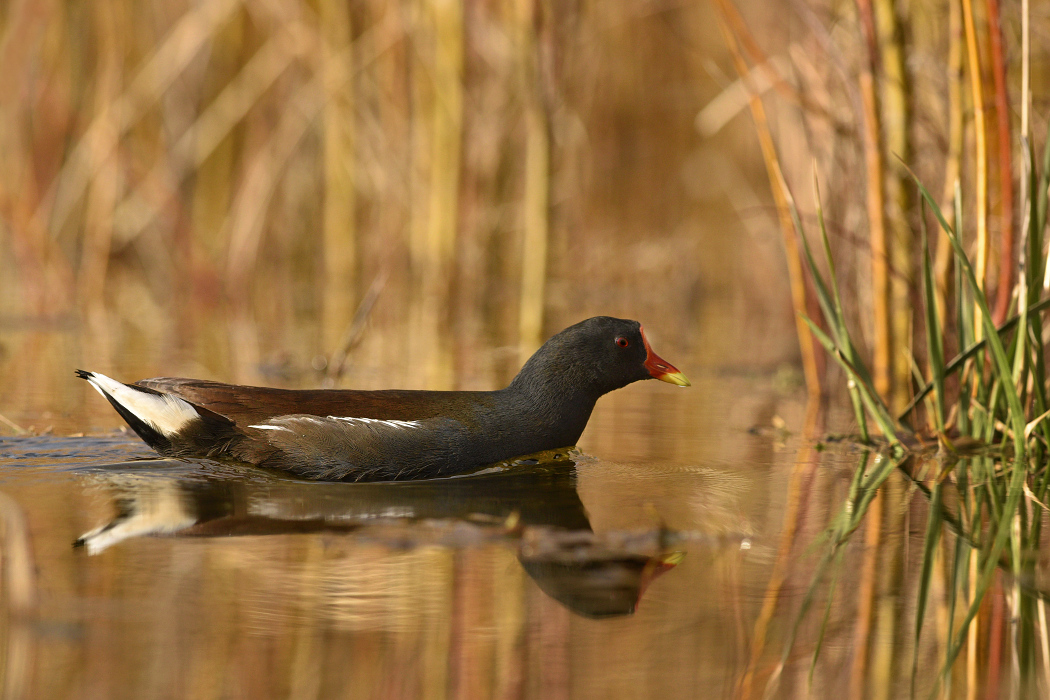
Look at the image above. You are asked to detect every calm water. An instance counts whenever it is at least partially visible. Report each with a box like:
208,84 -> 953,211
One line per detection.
0,377 -> 961,699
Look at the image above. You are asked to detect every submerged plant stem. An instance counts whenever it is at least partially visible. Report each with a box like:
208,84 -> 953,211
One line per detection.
737,404 -> 823,700
850,487 -> 883,698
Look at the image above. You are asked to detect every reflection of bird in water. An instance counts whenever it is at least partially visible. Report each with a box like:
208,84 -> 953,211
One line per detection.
77,317 -> 689,481
519,538 -> 685,619
74,457 -> 683,620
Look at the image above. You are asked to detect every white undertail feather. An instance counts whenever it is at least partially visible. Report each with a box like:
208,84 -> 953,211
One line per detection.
76,481 -> 197,555
83,372 -> 200,437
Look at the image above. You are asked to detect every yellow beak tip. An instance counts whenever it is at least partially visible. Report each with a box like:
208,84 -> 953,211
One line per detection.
662,551 -> 687,566
657,372 -> 691,387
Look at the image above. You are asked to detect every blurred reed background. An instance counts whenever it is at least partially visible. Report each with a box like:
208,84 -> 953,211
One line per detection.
1,0 -> 1049,431
709,0 -> 1050,416
0,0 -> 809,435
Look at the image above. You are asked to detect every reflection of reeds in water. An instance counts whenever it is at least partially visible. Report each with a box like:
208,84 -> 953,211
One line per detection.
224,542 -> 458,634
0,491 -> 35,700
193,540 -> 535,699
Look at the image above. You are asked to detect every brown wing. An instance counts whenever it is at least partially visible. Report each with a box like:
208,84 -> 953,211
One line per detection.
134,377 -> 495,427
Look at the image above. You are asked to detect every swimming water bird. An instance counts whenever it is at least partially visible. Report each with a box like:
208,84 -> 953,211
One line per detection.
78,316 -> 690,481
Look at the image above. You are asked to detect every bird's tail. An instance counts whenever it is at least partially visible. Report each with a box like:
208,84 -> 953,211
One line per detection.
76,370 -> 237,455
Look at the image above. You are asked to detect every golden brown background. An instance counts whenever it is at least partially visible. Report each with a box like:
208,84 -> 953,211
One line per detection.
0,0 -> 817,439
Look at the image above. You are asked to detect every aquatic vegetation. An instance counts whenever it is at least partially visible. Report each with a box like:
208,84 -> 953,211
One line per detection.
792,132 -> 1050,695
716,0 -> 1050,695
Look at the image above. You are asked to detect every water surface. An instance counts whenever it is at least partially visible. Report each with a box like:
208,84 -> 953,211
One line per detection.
0,376 -> 851,700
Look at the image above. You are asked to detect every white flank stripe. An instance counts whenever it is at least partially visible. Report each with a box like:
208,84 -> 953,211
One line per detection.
85,372 -> 200,437
328,416 -> 422,429
249,415 -> 424,433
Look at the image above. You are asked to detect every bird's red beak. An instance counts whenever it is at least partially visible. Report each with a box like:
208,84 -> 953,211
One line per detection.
640,327 -> 690,386
635,551 -> 687,610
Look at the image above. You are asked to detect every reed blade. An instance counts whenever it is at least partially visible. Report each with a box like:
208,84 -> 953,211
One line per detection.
912,483 -> 944,693
921,203 -> 946,432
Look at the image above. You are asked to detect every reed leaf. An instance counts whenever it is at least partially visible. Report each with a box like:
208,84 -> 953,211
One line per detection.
810,172 -> 871,442
908,170 -> 1026,452
809,546 -> 847,683
936,461 -> 1026,698
899,298 -> 1050,423
802,317 -> 898,444
921,203 -> 946,432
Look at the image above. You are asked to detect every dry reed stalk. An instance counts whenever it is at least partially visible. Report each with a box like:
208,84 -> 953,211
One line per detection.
224,75 -> 326,293
935,0 -> 965,333
326,271 -> 387,385
856,0 -> 892,403
408,0 -> 463,391
1021,0 -> 1030,140
320,0 -> 358,354
961,0 -> 988,341
78,0 -> 124,371
0,414 -> 26,435
185,15 -> 247,344
114,22 -> 312,246
873,0 -> 912,413
515,0 -> 551,363
0,1 -> 43,176
723,544 -> 750,683
37,0 -> 243,241
424,0 -> 463,391
0,4 -> 74,318
695,55 -> 791,138
223,17 -> 399,298
985,0 -> 1014,326
716,0 -> 864,162
849,487 -> 883,699
218,54 -> 329,383
710,0 -> 808,116
408,4 -> 432,386
712,0 -> 821,404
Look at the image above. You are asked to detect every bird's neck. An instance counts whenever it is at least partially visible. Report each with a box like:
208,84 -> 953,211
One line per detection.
502,369 -> 601,448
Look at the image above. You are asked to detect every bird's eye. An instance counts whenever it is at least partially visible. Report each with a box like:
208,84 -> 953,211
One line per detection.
615,337 -> 629,348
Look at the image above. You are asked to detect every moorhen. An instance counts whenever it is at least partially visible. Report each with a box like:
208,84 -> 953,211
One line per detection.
78,316 -> 689,481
